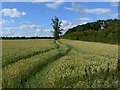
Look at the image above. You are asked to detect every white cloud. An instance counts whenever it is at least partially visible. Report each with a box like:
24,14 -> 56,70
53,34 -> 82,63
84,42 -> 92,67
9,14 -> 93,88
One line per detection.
2,20 -> 87,37
19,23 -> 41,30
0,19 -> 15,25
61,20 -> 87,34
0,19 -> 6,25
79,17 -> 92,20
1,8 -> 26,18
64,7 -> 74,11
36,28 -> 41,32
22,12 -> 26,16
10,23 -> 50,32
11,20 -> 15,23
46,1 -> 64,9
61,20 -> 71,29
85,8 -> 111,15
111,2 -> 118,6
110,2 -> 120,6
3,27 -> 16,31
44,29 -> 52,32
2,23 -> 53,37
65,3 -> 112,15
64,2 -> 85,12
109,0 -> 119,2
36,28 -> 51,32
109,12 -> 118,18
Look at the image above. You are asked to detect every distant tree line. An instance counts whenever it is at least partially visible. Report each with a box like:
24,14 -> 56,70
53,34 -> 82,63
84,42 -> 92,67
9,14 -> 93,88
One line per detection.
62,19 -> 119,44
2,36 -> 54,39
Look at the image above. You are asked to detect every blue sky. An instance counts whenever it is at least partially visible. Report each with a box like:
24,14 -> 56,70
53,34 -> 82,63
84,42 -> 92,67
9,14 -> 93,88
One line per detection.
1,2 -> 118,37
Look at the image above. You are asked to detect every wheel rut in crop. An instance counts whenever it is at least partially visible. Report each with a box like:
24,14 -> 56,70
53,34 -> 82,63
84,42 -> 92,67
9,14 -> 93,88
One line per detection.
3,44 -> 59,68
21,43 -> 72,88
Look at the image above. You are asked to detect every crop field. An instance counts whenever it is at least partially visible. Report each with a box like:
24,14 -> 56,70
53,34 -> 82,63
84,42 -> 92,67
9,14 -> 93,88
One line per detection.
2,39 -> 118,88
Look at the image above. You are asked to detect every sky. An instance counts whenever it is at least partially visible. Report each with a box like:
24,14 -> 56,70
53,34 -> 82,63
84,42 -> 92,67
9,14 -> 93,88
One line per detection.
0,1 -> 119,37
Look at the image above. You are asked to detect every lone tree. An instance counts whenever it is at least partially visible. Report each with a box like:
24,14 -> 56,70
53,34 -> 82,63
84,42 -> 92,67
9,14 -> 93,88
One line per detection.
51,16 -> 63,42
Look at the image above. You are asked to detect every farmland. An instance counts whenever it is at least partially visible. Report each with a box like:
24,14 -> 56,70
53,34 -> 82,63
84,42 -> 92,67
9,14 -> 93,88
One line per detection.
2,39 -> 118,88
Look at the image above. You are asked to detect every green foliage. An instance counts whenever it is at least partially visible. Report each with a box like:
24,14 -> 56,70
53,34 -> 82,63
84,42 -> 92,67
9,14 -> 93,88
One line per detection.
51,16 -> 63,40
62,19 -> 119,44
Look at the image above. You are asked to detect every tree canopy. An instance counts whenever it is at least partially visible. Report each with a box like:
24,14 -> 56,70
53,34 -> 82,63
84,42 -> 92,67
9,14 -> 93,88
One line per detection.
51,16 -> 63,40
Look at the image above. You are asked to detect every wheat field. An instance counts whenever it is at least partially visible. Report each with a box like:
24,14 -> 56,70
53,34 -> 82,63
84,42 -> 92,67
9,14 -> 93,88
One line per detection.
2,39 -> 118,88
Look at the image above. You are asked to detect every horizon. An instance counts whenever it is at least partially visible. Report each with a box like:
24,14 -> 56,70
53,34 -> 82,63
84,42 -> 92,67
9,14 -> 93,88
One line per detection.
0,2 -> 118,37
